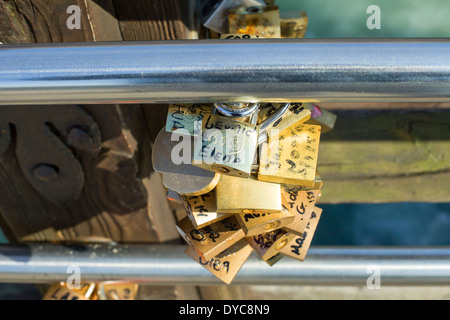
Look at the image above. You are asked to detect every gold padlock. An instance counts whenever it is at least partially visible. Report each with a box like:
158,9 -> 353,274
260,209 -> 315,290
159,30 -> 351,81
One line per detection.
215,174 -> 282,214
246,229 -> 296,261
97,282 -> 139,300
181,189 -> 233,229
281,169 -> 323,192
258,123 -> 321,187
257,103 -> 311,139
280,206 -> 323,261
193,114 -> 258,177
43,282 -> 97,300
220,34 -> 261,39
235,206 -> 295,237
281,189 -> 321,236
304,103 -> 337,134
185,238 -> 253,284
280,11 -> 308,38
166,103 -> 212,136
265,253 -> 284,266
228,5 -> 281,38
176,215 -> 245,261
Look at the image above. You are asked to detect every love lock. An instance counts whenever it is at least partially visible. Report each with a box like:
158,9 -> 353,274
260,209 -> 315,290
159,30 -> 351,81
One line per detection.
151,31 -> 337,283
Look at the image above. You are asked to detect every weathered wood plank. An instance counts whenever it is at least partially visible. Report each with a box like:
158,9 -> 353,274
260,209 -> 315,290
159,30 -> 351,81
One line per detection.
318,109 -> 450,203
0,0 -> 199,299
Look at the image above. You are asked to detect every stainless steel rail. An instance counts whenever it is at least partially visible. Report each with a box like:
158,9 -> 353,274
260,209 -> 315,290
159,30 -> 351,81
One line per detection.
1,39 -> 450,105
1,244 -> 450,285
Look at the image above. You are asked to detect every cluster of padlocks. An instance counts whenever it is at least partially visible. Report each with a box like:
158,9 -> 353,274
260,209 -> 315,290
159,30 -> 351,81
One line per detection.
154,100 -> 336,284
43,282 -> 139,300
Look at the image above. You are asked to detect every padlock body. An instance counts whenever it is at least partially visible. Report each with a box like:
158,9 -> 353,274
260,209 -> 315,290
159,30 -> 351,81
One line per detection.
193,114 -> 258,177
216,174 -> 282,214
236,206 -> 294,236
259,123 -> 321,187
185,238 -> 252,284
182,190 -> 233,229
280,206 -> 323,261
246,229 -> 296,261
166,103 -> 211,136
176,215 -> 245,261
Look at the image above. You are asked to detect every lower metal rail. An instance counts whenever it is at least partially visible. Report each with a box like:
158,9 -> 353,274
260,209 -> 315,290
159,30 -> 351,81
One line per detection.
0,244 -> 449,286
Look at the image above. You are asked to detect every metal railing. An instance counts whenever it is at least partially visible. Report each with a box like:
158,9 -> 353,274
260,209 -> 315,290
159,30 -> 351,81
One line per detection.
1,244 -> 450,285
1,39 -> 450,105
0,39 -> 449,285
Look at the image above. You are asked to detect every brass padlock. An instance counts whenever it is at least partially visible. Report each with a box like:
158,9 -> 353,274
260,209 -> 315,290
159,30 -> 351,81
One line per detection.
176,215 -> 245,261
281,189 -> 321,236
153,128 -> 220,196
280,206 -> 323,261
228,5 -> 281,38
192,113 -> 258,177
220,33 -> 261,39
166,103 -> 212,136
304,103 -> 337,134
43,282 -> 97,300
235,206 -> 295,237
257,103 -> 311,140
181,189 -> 233,229
281,169 -> 323,192
185,238 -> 253,284
265,253 -> 284,266
97,282 -> 139,300
215,174 -> 282,214
246,229 -> 296,261
280,11 -> 308,38
258,123 -> 321,187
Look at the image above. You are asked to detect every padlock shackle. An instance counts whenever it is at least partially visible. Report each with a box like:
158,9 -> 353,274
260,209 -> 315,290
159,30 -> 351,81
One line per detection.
1,39 -> 450,105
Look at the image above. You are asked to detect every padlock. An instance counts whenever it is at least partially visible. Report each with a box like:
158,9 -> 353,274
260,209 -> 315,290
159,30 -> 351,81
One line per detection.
280,11 -> 308,38
185,238 -> 253,284
153,128 -> 220,196
246,229 -> 296,261
181,189 -> 233,229
281,169 -> 323,192
96,282 -> 139,300
257,103 -> 311,140
43,282 -> 97,300
220,33 -> 261,39
176,215 -> 245,261
199,0 -> 266,34
280,206 -> 323,261
264,253 -> 284,266
215,174 -> 282,214
192,113 -> 258,177
304,103 -> 337,134
167,189 -> 182,203
235,205 -> 294,237
166,103 -> 212,136
258,123 -> 321,187
228,5 -> 281,38
281,188 -> 321,236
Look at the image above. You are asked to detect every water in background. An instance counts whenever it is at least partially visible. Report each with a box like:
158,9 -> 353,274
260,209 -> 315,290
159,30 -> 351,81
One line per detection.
276,0 -> 450,246
277,0 -> 450,38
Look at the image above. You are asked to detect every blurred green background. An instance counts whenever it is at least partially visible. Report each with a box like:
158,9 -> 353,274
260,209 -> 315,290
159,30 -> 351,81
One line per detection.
278,0 -> 450,38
